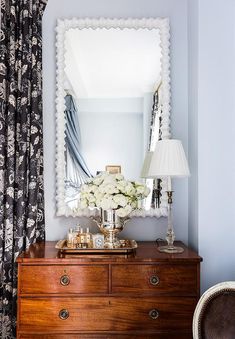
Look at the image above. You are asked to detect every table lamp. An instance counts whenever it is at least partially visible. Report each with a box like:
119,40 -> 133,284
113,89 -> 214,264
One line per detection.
148,139 -> 190,253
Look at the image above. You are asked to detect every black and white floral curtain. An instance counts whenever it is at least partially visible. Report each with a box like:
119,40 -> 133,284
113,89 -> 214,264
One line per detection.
0,0 -> 47,338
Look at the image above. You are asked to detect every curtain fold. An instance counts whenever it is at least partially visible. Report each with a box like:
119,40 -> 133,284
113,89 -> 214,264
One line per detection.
65,94 -> 92,179
0,0 -> 47,338
64,94 -> 92,209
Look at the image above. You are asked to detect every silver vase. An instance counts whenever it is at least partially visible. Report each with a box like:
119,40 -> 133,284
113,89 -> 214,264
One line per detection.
98,209 -> 127,248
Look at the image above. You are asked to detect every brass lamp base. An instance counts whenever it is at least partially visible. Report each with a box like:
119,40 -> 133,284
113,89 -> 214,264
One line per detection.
158,245 -> 184,254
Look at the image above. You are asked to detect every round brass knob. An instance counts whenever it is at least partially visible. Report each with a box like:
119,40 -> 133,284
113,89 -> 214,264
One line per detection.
59,309 -> 69,320
149,275 -> 159,286
60,275 -> 70,286
149,309 -> 159,320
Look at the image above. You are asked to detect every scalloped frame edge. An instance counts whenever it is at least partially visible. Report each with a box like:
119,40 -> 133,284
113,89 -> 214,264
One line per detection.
55,17 -> 171,218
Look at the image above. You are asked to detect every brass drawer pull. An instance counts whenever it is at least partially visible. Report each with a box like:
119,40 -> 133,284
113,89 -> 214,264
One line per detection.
149,309 -> 159,320
59,309 -> 69,320
60,275 -> 70,286
149,275 -> 159,286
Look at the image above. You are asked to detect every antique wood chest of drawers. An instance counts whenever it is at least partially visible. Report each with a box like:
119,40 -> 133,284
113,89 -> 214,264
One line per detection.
16,241 -> 202,339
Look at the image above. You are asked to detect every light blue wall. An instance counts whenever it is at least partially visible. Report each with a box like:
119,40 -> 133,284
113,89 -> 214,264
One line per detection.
42,0 -> 189,242
188,0 -> 199,251
198,0 -> 235,291
77,98 -> 143,180
188,0 -> 235,292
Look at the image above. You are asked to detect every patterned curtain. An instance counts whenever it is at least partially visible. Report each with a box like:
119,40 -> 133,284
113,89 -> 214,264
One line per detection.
0,0 -> 47,338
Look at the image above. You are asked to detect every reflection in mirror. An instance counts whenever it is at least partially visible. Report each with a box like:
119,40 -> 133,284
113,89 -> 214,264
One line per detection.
55,18 -> 171,217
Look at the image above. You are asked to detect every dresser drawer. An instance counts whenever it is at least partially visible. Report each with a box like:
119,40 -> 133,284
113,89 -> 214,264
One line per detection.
112,264 -> 198,295
18,296 -> 196,332
19,265 -> 108,294
18,335 -> 192,339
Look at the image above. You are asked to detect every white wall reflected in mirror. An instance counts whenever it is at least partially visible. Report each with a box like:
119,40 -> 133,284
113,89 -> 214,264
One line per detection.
64,28 -> 161,179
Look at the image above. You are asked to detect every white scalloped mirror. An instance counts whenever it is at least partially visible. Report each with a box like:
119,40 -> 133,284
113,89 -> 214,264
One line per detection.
55,18 -> 171,217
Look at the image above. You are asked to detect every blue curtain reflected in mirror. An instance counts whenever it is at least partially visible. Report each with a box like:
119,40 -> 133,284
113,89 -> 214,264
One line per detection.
65,94 -> 92,208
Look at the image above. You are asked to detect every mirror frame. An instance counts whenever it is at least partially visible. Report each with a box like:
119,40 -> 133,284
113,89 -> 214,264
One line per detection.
55,17 -> 171,218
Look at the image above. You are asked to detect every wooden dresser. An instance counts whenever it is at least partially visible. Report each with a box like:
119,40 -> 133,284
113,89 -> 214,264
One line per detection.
16,241 -> 202,339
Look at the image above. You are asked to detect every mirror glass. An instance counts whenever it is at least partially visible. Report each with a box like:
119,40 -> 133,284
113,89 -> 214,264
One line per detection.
55,18 -> 171,217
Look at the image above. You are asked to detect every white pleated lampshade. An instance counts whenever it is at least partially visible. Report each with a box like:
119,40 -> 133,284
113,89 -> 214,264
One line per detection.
148,139 -> 190,178
140,151 -> 153,178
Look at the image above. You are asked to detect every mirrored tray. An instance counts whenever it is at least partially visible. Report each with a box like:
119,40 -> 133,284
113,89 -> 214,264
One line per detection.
55,239 -> 138,254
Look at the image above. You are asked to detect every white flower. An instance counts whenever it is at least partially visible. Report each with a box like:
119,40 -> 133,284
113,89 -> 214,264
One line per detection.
102,174 -> 116,184
115,173 -> 124,181
80,191 -> 88,199
90,185 -> 98,193
77,173 -> 150,215
105,183 -> 119,195
93,175 -> 105,186
87,193 -> 96,203
124,182 -> 136,196
135,183 -> 150,197
136,185 -> 145,195
116,205 -> 132,217
113,194 -> 128,207
131,200 -> 138,209
111,201 -> 118,209
124,205 -> 132,215
117,180 -> 127,187
94,189 -> 103,199
99,182 -> 119,195
116,180 -> 128,193
100,197 -> 113,210
115,207 -> 126,217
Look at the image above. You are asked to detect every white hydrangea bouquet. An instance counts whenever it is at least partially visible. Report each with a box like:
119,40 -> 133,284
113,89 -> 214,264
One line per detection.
79,172 -> 150,218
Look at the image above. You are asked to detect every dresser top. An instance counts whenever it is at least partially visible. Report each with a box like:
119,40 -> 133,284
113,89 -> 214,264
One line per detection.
16,241 -> 202,264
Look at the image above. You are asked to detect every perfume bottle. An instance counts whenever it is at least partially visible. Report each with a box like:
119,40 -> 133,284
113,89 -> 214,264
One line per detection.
73,224 -> 79,247
85,227 -> 92,248
78,227 -> 87,248
74,224 -> 81,237
67,228 -> 75,248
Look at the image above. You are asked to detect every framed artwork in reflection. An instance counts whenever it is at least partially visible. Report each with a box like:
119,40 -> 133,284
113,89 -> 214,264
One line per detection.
105,165 -> 121,174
